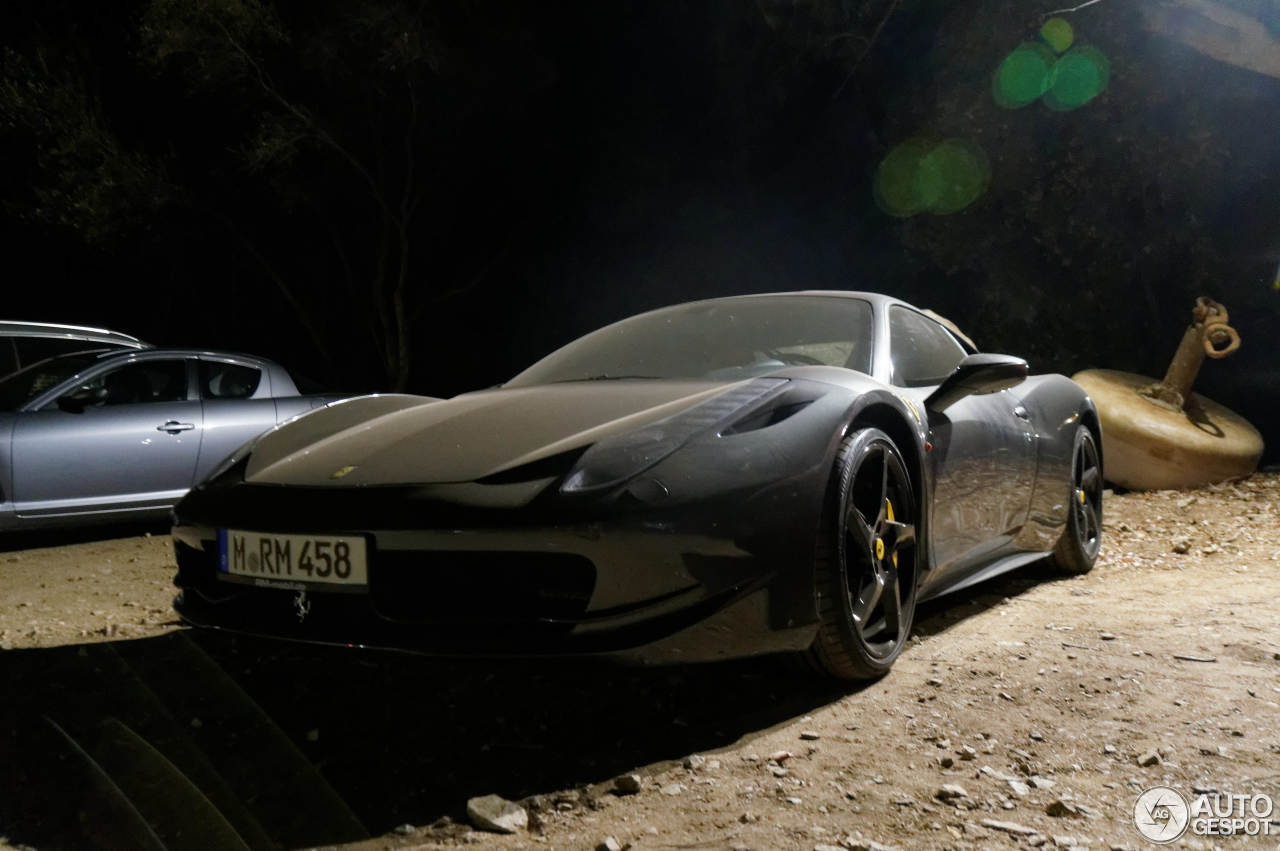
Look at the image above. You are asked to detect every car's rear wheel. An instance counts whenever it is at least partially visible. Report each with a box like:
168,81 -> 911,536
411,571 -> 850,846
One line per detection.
1049,425 -> 1103,575
807,427 -> 918,680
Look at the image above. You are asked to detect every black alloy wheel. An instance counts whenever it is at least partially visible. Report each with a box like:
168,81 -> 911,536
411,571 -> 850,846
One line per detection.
809,427 -> 918,680
1050,424 -> 1103,575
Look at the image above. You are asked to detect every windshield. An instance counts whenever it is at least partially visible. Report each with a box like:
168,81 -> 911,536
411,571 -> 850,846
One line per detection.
507,295 -> 873,387
0,353 -> 97,411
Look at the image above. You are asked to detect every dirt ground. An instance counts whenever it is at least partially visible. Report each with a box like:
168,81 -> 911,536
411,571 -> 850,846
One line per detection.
2,477 -> 1279,851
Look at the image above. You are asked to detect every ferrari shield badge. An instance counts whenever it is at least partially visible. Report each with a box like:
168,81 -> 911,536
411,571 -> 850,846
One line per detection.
330,465 -> 358,480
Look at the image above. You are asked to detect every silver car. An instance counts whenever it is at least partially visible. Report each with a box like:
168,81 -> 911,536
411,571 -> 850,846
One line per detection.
0,321 -> 150,377
0,348 -> 341,530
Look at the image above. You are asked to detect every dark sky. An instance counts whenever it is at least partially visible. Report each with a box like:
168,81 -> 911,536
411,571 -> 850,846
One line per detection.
3,0 -> 1278,460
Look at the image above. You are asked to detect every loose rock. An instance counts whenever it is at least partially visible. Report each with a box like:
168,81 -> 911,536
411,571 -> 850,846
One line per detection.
981,819 -> 1038,836
466,794 -> 528,834
612,774 -> 642,795
596,837 -> 623,851
1045,799 -> 1083,818
1137,750 -> 1161,767
936,783 -> 968,803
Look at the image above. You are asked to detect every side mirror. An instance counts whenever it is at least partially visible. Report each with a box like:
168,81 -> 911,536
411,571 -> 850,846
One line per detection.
57,385 -> 108,413
925,354 -> 1028,412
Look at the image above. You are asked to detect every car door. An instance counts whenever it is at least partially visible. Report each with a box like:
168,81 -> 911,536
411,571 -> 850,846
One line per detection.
11,358 -> 203,516
192,357 -> 280,484
885,306 -> 1037,575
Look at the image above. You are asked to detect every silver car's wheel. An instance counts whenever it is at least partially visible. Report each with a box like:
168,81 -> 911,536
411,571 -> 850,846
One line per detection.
1050,425 -> 1103,575
808,427 -> 918,680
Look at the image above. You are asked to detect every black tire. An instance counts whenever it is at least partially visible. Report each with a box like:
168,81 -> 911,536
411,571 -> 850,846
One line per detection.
807,427 -> 919,681
1050,425 -> 1103,575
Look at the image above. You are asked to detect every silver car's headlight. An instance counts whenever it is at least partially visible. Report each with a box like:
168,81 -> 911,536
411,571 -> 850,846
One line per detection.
560,378 -> 788,494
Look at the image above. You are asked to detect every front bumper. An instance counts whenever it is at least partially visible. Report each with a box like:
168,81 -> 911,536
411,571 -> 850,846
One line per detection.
171,485 -> 817,663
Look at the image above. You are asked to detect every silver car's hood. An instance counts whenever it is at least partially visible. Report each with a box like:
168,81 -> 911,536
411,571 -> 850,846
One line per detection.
245,380 -> 732,486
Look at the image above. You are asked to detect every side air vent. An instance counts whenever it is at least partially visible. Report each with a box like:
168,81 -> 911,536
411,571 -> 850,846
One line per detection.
720,401 -> 813,436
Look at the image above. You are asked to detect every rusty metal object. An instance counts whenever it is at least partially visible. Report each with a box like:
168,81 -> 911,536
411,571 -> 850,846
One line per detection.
1138,297 -> 1240,410
1072,296 -> 1263,491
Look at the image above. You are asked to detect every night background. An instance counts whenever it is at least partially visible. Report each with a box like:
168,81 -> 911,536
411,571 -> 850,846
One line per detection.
3,0 -> 1278,461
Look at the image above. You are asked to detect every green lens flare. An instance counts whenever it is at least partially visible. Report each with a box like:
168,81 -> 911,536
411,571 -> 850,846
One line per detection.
875,138 -> 990,217
993,42 -> 1056,109
874,138 -> 933,217
1040,17 -> 1074,53
1042,45 -> 1110,111
915,140 -> 990,215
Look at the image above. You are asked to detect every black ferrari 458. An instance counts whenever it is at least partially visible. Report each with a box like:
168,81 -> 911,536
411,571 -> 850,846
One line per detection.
172,291 -> 1102,679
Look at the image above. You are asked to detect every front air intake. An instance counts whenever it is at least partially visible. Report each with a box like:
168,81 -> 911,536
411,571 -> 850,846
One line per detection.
371,551 -> 596,626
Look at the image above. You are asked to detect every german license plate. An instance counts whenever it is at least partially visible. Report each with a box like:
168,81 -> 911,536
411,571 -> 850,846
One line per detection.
217,529 -> 368,591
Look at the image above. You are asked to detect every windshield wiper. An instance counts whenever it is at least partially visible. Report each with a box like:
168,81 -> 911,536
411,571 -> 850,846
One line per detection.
552,374 -> 663,382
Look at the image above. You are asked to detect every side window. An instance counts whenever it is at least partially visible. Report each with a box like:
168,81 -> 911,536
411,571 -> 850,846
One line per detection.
200,361 -> 262,400
7,364 -> 69,406
16,337 -> 115,366
888,306 -> 967,387
0,339 -> 18,377
80,360 -> 190,406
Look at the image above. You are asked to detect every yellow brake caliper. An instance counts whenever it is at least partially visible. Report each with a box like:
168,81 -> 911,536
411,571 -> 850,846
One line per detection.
881,498 -> 898,568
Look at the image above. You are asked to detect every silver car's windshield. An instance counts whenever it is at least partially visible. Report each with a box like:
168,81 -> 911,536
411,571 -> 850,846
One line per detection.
0,354 -> 97,411
507,295 -> 873,387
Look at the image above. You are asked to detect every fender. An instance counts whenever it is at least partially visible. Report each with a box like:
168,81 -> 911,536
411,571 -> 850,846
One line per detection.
1012,374 -> 1101,552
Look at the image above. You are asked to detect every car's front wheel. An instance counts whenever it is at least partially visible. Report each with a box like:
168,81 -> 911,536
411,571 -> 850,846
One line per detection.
808,427 -> 919,680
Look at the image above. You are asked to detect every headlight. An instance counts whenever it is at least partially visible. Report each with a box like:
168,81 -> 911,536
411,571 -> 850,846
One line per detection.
560,378 -> 788,494
197,434 -> 265,488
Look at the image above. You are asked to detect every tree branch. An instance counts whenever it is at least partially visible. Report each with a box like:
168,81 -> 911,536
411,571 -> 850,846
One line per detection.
213,20 -> 399,225
328,222 -> 381,356
1042,0 -> 1106,18
208,208 -> 335,374
833,0 -> 902,99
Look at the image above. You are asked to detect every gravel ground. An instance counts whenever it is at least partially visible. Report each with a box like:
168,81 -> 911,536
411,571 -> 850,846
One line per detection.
2,477 -> 1279,851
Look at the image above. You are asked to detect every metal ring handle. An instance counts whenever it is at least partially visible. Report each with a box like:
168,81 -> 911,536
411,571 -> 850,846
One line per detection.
1203,322 -> 1240,358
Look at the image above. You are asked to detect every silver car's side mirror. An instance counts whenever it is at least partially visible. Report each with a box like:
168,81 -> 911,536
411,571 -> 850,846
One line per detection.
57,386 -> 109,413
